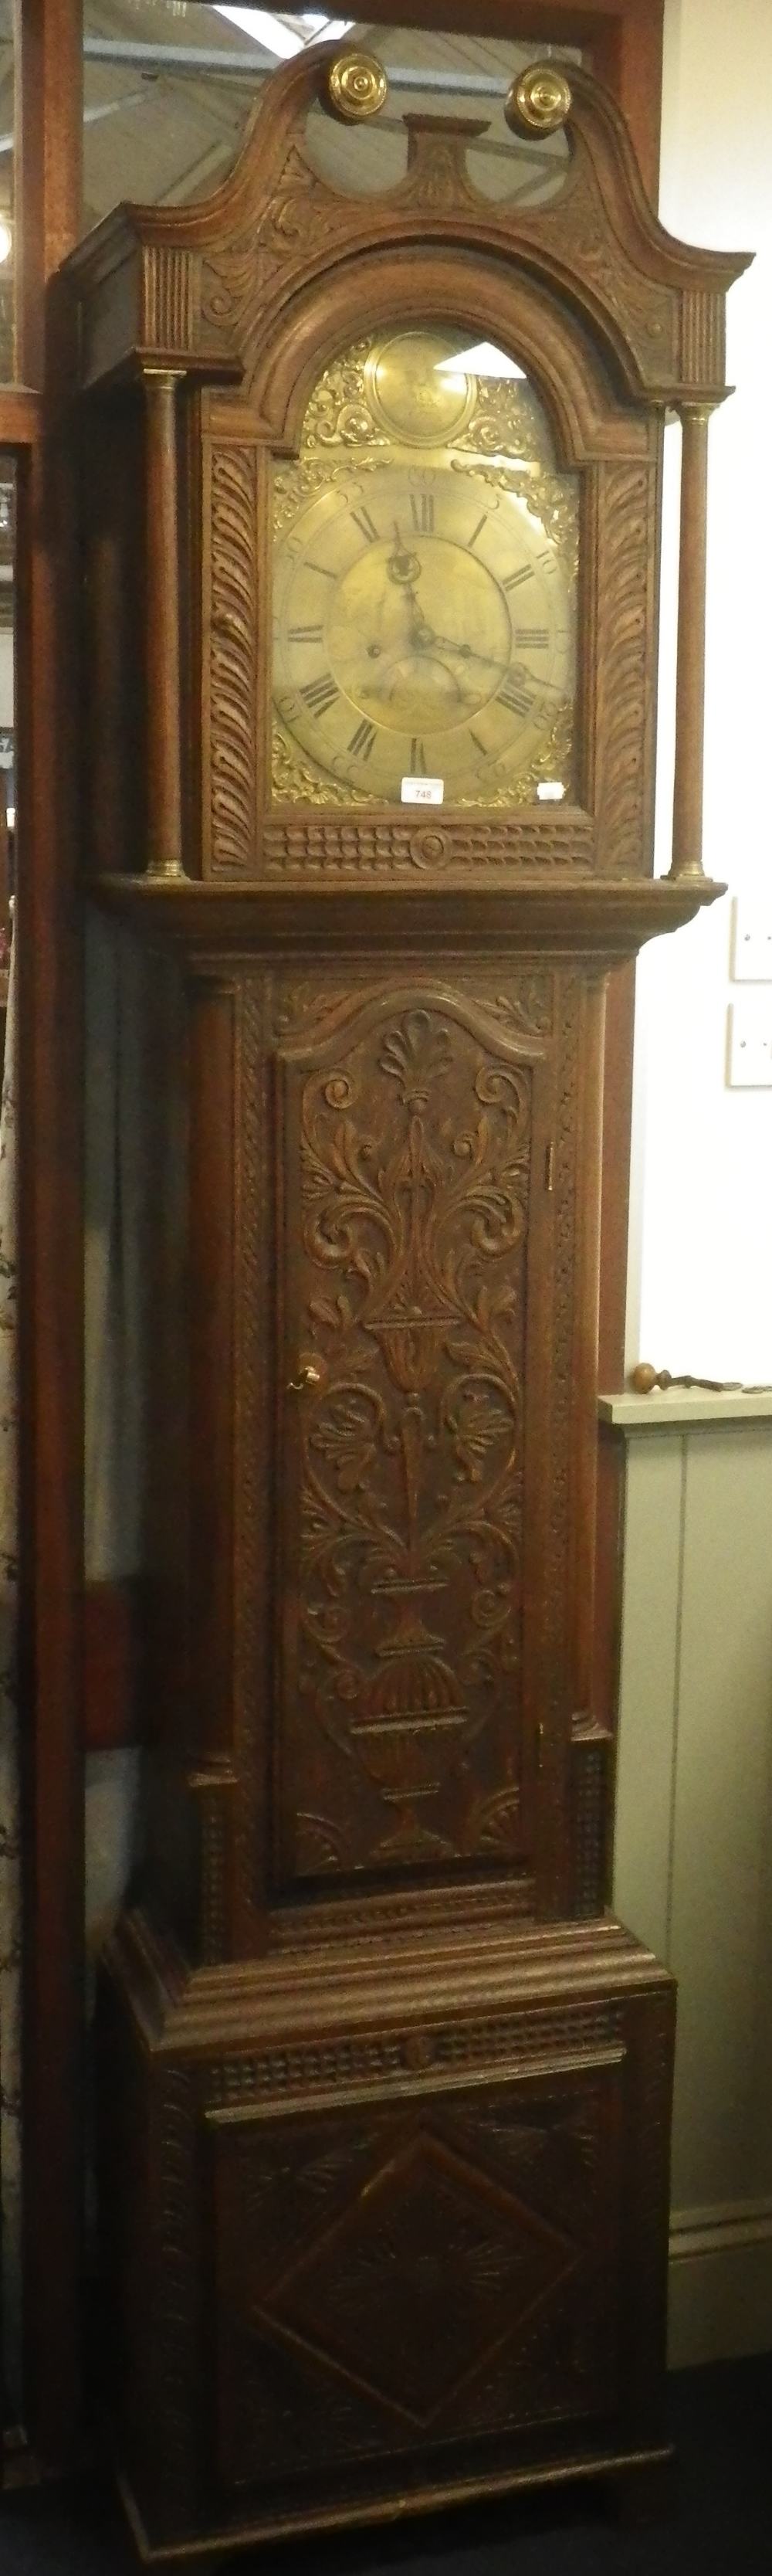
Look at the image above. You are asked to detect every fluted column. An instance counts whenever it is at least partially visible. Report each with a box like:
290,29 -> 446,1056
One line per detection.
669,402 -> 715,883
144,368 -> 185,879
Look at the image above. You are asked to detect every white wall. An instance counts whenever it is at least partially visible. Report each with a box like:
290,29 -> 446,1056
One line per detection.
628,0 -> 772,1387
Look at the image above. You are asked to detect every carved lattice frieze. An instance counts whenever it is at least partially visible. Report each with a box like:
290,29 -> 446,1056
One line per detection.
262,814 -> 593,877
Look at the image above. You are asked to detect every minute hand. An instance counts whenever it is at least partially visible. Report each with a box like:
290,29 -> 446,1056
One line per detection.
422,630 -> 510,670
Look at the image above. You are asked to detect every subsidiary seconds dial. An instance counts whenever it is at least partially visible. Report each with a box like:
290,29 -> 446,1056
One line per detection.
273,463 -> 574,805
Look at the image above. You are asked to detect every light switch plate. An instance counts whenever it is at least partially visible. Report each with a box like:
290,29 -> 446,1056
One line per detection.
731,895 -> 772,982
727,996 -> 772,1086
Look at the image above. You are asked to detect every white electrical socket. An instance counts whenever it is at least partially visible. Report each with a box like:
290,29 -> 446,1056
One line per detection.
727,996 -> 772,1086
731,895 -> 772,982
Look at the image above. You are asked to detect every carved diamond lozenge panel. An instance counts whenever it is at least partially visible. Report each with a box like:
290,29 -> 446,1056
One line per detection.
276,989 -> 550,1885
212,2074 -> 615,2495
260,2130 -> 575,2425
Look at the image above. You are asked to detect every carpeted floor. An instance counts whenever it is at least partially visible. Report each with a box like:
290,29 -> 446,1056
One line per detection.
2,2356 -> 770,2574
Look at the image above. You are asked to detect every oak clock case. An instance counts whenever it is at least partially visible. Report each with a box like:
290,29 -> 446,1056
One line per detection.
66,40 -> 748,2565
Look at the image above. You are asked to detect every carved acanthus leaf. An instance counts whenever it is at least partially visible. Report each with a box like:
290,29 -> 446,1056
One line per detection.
542,155 -> 676,377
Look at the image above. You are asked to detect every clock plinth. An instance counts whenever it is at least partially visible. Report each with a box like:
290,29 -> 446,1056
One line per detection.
100,1909 -> 675,2559
65,39 -> 748,2561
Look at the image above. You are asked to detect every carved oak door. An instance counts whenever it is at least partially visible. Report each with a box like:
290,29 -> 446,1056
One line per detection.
274,975 -> 557,1903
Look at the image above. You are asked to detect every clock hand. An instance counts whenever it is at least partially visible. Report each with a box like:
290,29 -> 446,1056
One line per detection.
364,603 -> 433,666
400,615 -> 510,672
386,523 -> 422,590
374,561 -> 436,666
427,630 -> 510,670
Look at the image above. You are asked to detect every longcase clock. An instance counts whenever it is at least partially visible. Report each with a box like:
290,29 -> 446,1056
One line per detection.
63,39 -> 748,2562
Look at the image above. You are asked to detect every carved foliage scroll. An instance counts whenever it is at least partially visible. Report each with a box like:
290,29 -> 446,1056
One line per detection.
197,119 -> 683,407
277,992 -> 547,1885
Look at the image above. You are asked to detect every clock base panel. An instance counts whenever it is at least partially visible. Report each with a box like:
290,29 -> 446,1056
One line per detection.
96,1915 -> 675,2562
118,2441 -> 676,2564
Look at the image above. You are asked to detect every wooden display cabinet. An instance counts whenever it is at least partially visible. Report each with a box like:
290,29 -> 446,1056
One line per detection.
60,35 -> 747,2561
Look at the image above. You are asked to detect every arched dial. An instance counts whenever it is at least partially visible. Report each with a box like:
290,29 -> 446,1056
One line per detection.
273,462 -> 574,804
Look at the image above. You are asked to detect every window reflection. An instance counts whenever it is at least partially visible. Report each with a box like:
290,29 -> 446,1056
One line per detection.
83,7 -> 581,222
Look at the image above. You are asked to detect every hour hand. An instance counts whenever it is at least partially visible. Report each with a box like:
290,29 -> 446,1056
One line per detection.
386,524 -> 422,589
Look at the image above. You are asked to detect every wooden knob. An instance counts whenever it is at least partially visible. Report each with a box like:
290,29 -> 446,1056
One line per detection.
630,1361 -> 661,1393
629,1363 -> 735,1395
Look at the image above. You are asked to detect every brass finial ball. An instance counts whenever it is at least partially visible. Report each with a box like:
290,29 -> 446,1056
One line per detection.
326,52 -> 389,124
505,64 -> 572,140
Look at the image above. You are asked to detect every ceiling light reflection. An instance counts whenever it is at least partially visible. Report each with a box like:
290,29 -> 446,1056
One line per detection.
436,341 -> 526,381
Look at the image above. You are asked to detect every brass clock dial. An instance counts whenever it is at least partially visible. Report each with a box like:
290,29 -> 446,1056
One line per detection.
272,329 -> 578,810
